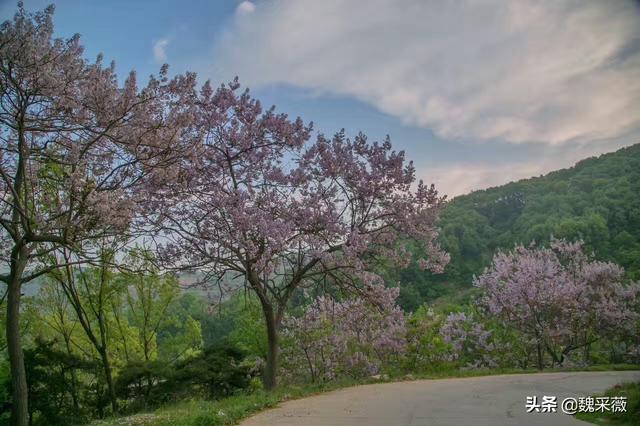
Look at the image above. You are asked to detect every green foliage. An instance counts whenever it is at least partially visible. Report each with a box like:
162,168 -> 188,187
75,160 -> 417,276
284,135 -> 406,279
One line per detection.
21,338 -> 102,425
114,361 -> 173,410
225,297 -> 267,359
171,344 -> 253,400
0,358 -> 10,424
157,315 -> 202,362
122,251 -> 181,362
190,293 -> 267,358
115,343 -> 252,413
157,293 -> 205,361
92,377 -> 371,426
393,144 -> 640,309
575,381 -> 640,425
158,291 -> 263,356
403,305 -> 449,371
5,265 -> 205,422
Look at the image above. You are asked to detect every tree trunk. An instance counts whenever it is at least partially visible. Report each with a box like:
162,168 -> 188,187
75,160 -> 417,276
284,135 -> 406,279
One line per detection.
545,342 -> 562,367
99,349 -> 118,414
583,342 -> 591,365
62,334 -> 80,411
536,342 -> 543,370
6,260 -> 28,426
303,347 -> 316,383
262,308 -> 280,391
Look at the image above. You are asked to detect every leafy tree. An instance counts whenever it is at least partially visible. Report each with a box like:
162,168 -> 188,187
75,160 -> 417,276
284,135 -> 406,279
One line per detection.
225,296 -> 267,360
23,338 -> 98,425
0,5 -> 196,423
27,282 -> 82,411
122,251 -> 180,363
114,360 -> 172,410
155,292 -> 204,361
150,82 -> 448,389
156,315 -> 202,363
170,344 -> 252,400
48,246 -> 126,414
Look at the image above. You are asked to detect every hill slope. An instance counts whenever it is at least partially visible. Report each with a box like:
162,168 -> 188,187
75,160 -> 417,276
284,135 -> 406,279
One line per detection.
391,143 -> 640,310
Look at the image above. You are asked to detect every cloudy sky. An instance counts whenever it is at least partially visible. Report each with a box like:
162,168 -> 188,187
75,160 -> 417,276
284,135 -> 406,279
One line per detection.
3,0 -> 640,197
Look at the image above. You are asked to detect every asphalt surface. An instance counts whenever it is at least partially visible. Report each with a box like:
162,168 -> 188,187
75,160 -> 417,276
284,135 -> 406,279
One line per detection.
240,371 -> 640,426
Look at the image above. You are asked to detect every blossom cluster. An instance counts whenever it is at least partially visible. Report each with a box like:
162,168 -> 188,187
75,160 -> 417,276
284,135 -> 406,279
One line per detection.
281,286 -> 406,382
474,239 -> 640,367
439,312 -> 498,369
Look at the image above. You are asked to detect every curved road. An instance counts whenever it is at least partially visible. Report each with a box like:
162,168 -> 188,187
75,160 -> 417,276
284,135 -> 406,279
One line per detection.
241,371 -> 640,425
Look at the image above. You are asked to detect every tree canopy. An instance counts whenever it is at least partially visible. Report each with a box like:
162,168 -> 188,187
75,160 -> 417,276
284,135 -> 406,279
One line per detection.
391,143 -> 640,310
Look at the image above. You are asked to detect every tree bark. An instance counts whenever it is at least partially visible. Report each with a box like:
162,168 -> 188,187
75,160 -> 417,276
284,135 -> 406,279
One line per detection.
62,334 -> 80,411
99,348 -> 118,414
59,266 -> 118,416
6,257 -> 28,426
536,342 -> 543,370
303,347 -> 316,383
583,341 -> 591,364
96,261 -> 118,415
545,342 -> 562,367
262,307 -> 280,391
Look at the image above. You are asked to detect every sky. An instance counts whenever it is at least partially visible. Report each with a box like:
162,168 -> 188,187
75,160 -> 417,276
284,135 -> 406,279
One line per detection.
2,0 -> 640,197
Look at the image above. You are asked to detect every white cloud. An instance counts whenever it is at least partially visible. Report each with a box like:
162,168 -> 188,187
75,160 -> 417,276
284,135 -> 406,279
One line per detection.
427,162 -> 548,198
216,0 -> 640,146
236,1 -> 255,16
424,132 -> 639,197
153,38 -> 170,63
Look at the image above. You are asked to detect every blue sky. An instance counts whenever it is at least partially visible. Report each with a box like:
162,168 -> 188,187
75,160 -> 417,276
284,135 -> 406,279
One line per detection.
3,0 -> 639,197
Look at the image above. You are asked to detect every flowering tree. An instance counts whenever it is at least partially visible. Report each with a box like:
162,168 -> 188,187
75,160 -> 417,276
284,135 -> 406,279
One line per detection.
0,5 -> 196,422
474,239 -> 640,369
439,312 -> 499,369
281,286 -> 405,382
151,81 -> 449,389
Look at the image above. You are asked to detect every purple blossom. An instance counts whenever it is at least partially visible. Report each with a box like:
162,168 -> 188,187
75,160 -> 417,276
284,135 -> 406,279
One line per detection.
474,239 -> 640,368
439,312 -> 499,369
146,82 -> 448,388
281,286 -> 406,382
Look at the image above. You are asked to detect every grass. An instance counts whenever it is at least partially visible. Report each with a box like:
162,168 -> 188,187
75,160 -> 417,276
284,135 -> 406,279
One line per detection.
92,364 -> 640,426
575,381 -> 640,426
91,378 -> 367,426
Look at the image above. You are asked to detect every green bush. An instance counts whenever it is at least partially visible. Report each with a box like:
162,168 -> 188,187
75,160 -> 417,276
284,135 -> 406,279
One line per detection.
21,338 -> 100,425
172,344 -> 253,399
115,343 -> 253,411
575,381 -> 640,425
115,361 -> 174,410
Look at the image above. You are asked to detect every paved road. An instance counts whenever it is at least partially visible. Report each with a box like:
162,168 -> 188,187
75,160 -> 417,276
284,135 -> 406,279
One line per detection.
241,371 -> 640,425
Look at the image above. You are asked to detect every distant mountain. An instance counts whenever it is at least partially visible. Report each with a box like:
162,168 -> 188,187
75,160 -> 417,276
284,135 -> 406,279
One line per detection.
389,143 -> 640,310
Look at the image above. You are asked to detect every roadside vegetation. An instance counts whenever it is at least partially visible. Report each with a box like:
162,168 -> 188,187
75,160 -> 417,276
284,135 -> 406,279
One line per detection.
93,366 -> 640,426
576,382 -> 640,426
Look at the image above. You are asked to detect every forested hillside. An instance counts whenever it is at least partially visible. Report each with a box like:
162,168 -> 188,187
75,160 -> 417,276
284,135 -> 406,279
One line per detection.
392,143 -> 640,310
